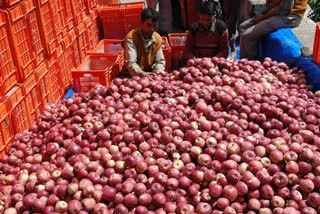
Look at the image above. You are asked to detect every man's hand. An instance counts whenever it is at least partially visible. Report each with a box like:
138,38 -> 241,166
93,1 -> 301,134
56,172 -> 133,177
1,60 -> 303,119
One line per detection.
253,14 -> 265,24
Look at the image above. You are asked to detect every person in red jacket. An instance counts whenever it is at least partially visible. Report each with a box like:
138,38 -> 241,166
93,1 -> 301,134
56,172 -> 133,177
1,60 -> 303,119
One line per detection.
183,0 -> 229,63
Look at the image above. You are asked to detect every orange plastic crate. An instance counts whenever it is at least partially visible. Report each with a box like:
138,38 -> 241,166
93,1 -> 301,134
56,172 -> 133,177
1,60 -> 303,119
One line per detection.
84,0 -> 98,13
313,23 -> 320,65
70,0 -> 86,26
55,44 -> 72,90
89,10 -> 101,48
162,36 -> 171,72
3,0 -> 23,7
0,11 -> 19,96
100,2 -> 145,39
50,0 -> 65,41
36,63 -> 51,107
3,85 -> 30,134
24,0 -> 45,67
168,33 -> 188,69
98,0 -> 118,5
84,15 -> 94,50
0,101 -> 14,151
36,0 -> 58,55
76,22 -> 90,61
72,55 -> 119,92
47,51 -> 64,104
22,71 -> 41,124
62,0 -> 74,30
63,29 -> 81,67
87,39 -> 124,72
4,2 -> 35,81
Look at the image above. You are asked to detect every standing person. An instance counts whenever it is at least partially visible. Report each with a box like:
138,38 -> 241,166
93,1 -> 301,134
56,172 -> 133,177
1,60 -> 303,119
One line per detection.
124,8 -> 165,77
221,0 -> 241,59
182,0 -> 229,62
239,0 -> 308,60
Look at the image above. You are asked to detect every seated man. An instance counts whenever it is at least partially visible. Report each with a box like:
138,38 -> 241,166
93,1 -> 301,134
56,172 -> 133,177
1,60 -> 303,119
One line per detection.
239,0 -> 308,60
124,8 -> 165,77
183,0 -> 229,63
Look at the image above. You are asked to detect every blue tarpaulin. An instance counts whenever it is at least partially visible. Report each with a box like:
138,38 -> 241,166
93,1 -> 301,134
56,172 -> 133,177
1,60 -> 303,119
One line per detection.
260,28 -> 303,67
295,57 -> 320,92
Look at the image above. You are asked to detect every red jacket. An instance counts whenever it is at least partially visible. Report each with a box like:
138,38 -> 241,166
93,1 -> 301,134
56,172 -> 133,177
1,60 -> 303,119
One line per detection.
183,19 -> 229,62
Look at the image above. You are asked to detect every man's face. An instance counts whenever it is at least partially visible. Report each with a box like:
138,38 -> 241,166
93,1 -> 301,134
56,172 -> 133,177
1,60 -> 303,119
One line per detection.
141,18 -> 158,39
199,14 -> 216,29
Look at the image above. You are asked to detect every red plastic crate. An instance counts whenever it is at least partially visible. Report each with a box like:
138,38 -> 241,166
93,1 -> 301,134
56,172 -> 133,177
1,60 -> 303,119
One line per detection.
313,23 -> 320,65
3,0 -> 23,7
70,0 -> 86,26
50,0 -> 64,42
36,62 -> 51,107
62,0 -> 74,30
162,36 -> 171,72
3,85 -> 30,134
89,10 -> 101,48
168,33 -> 188,69
36,0 -> 58,55
56,44 -> 72,91
87,39 -> 124,72
22,71 -> 41,124
84,15 -> 94,50
100,2 -> 145,39
24,0 -> 45,67
0,101 -> 14,151
4,2 -> 35,81
72,55 -> 119,92
63,29 -> 81,68
76,22 -> 90,61
47,51 -> 64,104
84,0 -> 98,13
0,11 -> 19,96
98,0 -> 118,5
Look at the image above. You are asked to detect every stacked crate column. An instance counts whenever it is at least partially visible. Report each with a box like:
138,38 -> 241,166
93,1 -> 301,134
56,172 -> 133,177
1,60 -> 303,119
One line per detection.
0,101 -> 14,151
0,11 -> 19,96
3,86 -> 30,134
36,0 -> 58,56
4,1 -> 35,81
23,0 -> 45,67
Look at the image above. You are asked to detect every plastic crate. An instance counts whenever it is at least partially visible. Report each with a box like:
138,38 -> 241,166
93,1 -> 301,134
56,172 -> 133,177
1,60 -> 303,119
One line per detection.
70,0 -> 86,26
36,62 -> 51,107
62,0 -> 74,30
313,23 -> 320,65
0,101 -> 14,151
84,0 -> 98,13
0,11 -> 19,96
87,39 -> 124,72
84,15 -> 94,50
3,0 -> 23,7
76,22 -> 90,61
3,85 -> 30,134
50,0 -> 65,42
47,51 -> 64,104
100,2 -> 145,39
72,55 -> 119,92
162,36 -> 171,72
56,44 -> 72,91
36,0 -> 58,55
89,10 -> 101,48
63,29 -> 81,68
98,0 -> 118,5
22,71 -> 41,124
4,2 -> 35,81
168,33 -> 188,69
24,0 -> 45,67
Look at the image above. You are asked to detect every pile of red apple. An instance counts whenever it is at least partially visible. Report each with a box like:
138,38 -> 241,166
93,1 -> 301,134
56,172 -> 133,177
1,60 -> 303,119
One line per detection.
1,57 -> 320,214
